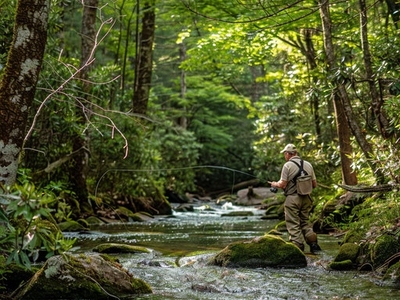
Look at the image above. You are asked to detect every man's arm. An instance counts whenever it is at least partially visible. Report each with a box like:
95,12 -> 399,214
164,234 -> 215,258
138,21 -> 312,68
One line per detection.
269,180 -> 288,189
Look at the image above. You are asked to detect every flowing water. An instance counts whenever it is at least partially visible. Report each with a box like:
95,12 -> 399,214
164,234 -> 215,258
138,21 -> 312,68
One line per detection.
67,204 -> 400,299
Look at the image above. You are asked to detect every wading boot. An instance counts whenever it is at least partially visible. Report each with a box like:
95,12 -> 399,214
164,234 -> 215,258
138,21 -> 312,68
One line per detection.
305,232 -> 321,253
310,243 -> 322,253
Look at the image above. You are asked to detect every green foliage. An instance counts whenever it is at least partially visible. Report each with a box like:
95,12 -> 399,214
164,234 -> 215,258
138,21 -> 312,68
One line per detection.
0,182 -> 76,270
0,0 -> 16,68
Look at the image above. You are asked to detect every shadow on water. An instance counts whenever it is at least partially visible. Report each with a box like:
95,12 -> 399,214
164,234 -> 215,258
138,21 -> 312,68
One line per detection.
67,204 -> 400,299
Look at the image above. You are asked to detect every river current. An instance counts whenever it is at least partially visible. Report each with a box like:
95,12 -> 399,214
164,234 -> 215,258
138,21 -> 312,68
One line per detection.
68,203 -> 400,299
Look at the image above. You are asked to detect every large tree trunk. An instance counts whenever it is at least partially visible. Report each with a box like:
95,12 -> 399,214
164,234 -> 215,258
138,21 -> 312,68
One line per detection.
318,0 -> 358,185
0,0 -> 49,186
332,93 -> 358,185
132,1 -> 156,115
69,0 -> 99,203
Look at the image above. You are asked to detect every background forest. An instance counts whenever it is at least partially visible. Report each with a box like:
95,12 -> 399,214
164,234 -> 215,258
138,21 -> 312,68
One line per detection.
1,0 -> 400,268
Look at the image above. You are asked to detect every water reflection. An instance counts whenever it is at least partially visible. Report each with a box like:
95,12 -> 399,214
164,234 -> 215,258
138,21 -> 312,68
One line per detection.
67,204 -> 400,299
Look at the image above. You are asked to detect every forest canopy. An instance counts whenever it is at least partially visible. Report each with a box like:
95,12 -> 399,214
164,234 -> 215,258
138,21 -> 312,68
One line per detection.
0,0 -> 399,216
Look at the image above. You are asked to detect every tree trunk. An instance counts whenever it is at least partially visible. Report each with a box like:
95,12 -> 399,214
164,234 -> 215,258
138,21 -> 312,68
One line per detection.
69,0 -> 98,203
332,93 -> 358,185
0,0 -> 49,186
359,0 -> 391,139
318,0 -> 358,185
178,42 -> 188,128
300,29 -> 321,140
132,0 -> 156,115
385,0 -> 400,28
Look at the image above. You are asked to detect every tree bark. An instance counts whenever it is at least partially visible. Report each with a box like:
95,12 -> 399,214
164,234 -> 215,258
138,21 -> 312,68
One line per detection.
318,0 -> 358,185
69,0 -> 99,203
0,0 -> 49,186
178,42 -> 188,128
132,1 -> 156,115
359,0 -> 391,139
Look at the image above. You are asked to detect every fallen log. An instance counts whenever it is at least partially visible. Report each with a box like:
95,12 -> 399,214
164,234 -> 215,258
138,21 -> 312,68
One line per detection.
338,184 -> 395,193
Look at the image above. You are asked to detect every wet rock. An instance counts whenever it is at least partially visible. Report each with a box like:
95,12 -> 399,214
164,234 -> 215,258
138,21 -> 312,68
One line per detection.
12,253 -> 152,299
329,243 -> 359,270
209,234 -> 307,268
221,211 -> 254,217
235,187 -> 275,206
174,203 -> 195,212
334,243 -> 360,263
370,233 -> 400,268
328,259 -> 354,271
93,243 -> 151,254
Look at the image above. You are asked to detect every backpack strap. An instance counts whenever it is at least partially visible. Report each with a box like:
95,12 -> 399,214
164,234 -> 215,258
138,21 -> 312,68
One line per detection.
290,160 -> 307,183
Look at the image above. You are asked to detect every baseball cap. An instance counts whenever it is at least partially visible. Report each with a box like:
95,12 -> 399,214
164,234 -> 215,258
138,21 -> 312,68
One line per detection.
280,143 -> 297,153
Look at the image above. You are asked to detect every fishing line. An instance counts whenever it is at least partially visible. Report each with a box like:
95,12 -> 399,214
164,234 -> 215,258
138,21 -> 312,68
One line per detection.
94,165 -> 257,198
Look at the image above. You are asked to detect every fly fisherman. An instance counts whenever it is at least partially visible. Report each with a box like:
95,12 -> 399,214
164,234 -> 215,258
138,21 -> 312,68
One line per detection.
269,144 -> 321,253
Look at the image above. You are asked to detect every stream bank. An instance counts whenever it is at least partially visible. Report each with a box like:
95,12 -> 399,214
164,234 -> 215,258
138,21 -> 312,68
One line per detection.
64,204 -> 400,299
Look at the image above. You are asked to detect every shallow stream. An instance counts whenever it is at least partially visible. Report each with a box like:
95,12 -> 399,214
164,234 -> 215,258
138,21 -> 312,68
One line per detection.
68,204 -> 400,299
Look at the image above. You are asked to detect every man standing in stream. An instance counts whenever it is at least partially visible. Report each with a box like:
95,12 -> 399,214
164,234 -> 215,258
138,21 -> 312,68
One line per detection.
269,144 -> 322,253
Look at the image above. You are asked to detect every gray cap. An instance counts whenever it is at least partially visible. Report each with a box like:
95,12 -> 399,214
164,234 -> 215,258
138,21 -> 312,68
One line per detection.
280,143 -> 297,153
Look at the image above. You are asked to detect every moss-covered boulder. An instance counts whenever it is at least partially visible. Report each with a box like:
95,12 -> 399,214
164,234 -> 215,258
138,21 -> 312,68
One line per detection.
329,243 -> 360,270
93,243 -> 151,254
342,230 -> 364,244
334,243 -> 360,263
13,253 -> 152,299
370,234 -> 400,268
209,234 -> 306,268
328,259 -> 354,271
0,257 -> 37,295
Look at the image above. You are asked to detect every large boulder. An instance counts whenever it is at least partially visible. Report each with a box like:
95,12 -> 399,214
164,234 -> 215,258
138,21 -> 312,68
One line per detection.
13,253 -> 152,299
235,187 -> 276,206
329,243 -> 360,270
209,234 -> 307,268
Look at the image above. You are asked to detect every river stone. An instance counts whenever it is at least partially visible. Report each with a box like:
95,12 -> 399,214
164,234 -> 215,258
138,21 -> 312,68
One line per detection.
12,253 -> 152,299
209,234 -> 307,268
235,187 -> 275,206
93,242 -> 151,254
333,242 -> 360,264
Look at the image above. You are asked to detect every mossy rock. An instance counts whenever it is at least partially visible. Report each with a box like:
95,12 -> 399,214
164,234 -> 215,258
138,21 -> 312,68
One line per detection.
209,234 -> 306,268
333,243 -> 360,264
0,259 -> 38,293
328,259 -> 354,271
115,206 -> 136,218
264,205 -> 279,216
12,253 -> 152,299
370,234 -> 400,268
93,243 -> 151,254
274,220 -> 287,232
342,230 -> 363,244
